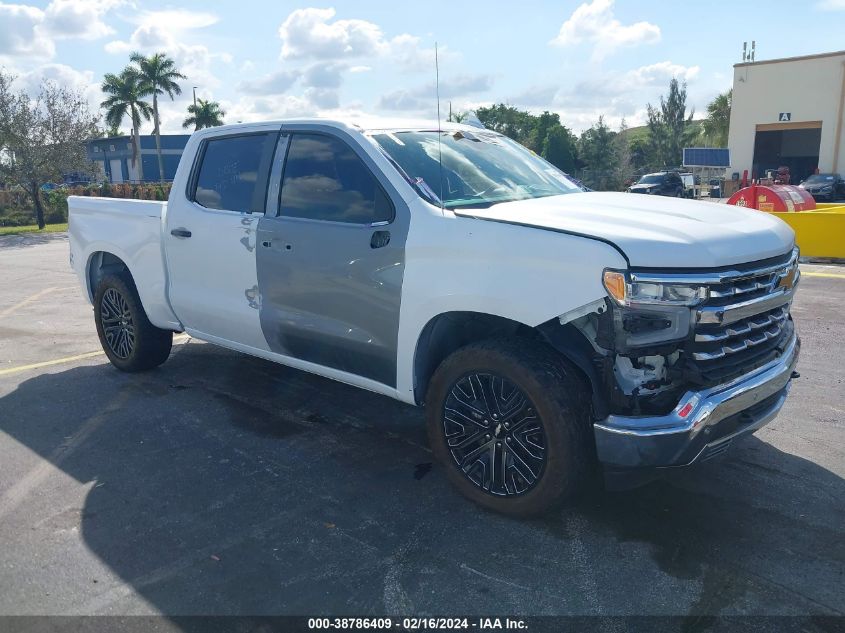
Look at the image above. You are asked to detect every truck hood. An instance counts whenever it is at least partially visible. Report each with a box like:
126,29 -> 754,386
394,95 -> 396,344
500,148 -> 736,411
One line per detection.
453,192 -> 795,268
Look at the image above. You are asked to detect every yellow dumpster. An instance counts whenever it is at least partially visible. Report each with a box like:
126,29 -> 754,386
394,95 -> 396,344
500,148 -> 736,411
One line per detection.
767,205 -> 845,259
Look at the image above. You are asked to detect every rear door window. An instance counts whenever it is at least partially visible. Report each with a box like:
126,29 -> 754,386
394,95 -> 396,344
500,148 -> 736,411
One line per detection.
279,133 -> 393,224
192,133 -> 277,213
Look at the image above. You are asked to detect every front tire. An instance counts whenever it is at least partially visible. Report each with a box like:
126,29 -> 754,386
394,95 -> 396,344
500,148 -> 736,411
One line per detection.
94,273 -> 172,372
426,339 -> 594,516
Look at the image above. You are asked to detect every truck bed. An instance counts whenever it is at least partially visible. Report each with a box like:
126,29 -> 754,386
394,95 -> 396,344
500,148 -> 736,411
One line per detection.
67,196 -> 181,330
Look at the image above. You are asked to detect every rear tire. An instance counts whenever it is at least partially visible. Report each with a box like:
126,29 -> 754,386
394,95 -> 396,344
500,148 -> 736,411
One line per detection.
94,273 -> 172,372
425,338 -> 594,517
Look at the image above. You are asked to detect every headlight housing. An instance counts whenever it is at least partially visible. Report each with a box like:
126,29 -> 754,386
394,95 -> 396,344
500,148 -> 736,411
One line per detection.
603,270 -> 708,307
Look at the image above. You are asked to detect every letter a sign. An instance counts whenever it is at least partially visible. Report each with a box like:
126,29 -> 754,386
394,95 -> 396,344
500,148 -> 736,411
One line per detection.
779,112 -> 791,122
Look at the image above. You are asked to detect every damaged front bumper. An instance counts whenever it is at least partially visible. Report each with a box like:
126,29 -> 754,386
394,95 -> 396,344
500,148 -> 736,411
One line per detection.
594,332 -> 800,471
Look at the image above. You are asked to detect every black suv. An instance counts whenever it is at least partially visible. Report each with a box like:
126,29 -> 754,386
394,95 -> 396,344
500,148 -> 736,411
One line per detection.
628,171 -> 684,197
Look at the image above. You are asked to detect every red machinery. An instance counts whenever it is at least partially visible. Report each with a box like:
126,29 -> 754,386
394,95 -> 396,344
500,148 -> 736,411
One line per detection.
726,184 -> 816,212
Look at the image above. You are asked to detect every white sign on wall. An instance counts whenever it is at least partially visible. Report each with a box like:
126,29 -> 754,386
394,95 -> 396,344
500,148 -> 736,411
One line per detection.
779,112 -> 792,122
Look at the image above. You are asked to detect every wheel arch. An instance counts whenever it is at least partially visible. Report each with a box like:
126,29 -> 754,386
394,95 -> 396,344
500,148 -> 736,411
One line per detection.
86,250 -> 132,303
412,311 -> 604,415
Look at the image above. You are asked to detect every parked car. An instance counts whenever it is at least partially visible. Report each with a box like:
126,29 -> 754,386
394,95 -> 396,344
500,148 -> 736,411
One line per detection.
798,173 -> 845,201
679,172 -> 696,198
627,171 -> 685,197
68,119 -> 801,516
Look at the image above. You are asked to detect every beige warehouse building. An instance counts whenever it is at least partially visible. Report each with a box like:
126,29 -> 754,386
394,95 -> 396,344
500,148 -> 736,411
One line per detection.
728,50 -> 845,183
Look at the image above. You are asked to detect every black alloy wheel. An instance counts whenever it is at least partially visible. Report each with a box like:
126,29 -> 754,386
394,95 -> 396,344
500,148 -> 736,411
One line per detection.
94,273 -> 173,372
443,372 -> 546,497
426,338 -> 594,516
100,287 -> 135,359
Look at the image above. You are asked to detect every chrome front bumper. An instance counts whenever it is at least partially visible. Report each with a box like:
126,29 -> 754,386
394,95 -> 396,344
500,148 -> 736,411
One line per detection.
594,333 -> 800,469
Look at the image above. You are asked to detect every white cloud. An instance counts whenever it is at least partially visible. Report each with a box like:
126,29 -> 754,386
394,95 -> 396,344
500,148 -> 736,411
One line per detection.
627,61 -> 699,85
104,10 -> 229,89
11,62 -> 103,116
279,8 -> 386,59
0,3 -> 55,58
0,0 -> 122,62
816,0 -> 845,8
550,0 -> 660,60
378,74 -> 494,112
239,69 -> 301,96
302,62 -> 347,88
500,61 -> 699,133
277,7 -> 443,70
237,61 -> 349,98
42,0 -> 119,41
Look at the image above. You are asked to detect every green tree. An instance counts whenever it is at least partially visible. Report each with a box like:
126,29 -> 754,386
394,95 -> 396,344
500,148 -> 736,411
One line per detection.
0,70 -> 99,228
646,78 -> 696,168
475,104 -> 536,147
615,118 -> 632,184
183,98 -> 225,131
101,69 -> 152,182
130,52 -> 185,183
579,116 -> 619,190
702,89 -> 731,147
474,104 -> 578,171
541,126 -> 578,173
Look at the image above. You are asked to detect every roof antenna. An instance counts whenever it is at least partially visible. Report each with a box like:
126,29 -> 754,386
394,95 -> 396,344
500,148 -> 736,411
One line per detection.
435,42 -> 445,214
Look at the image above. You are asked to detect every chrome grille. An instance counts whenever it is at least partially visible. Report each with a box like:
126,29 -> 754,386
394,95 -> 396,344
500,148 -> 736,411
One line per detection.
684,249 -> 799,385
692,306 -> 788,360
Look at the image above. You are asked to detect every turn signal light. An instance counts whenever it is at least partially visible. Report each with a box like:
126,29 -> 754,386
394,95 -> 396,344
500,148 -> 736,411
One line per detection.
603,270 -> 627,304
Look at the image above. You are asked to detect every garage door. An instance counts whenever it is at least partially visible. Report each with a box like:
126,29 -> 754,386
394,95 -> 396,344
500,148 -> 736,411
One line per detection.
753,121 -> 822,183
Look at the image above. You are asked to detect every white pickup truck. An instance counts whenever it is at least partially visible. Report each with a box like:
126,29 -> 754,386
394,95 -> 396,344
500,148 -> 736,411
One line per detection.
69,119 -> 800,515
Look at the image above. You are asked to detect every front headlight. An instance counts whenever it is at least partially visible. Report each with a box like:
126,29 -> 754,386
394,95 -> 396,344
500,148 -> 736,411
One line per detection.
603,270 -> 708,306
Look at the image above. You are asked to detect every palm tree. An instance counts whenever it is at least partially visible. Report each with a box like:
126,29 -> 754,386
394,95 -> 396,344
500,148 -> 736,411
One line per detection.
183,99 -> 225,131
130,52 -> 185,183
101,69 -> 152,182
702,90 -> 732,147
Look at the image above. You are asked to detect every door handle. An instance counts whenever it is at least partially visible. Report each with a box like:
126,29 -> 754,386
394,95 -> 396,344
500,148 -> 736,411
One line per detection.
370,230 -> 390,249
170,228 -> 192,238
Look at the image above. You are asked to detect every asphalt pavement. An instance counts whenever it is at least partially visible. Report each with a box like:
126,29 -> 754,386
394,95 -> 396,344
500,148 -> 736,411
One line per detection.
0,233 -> 843,621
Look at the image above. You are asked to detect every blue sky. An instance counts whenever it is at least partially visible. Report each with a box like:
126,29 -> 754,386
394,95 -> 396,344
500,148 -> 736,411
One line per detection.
2,0 -> 844,134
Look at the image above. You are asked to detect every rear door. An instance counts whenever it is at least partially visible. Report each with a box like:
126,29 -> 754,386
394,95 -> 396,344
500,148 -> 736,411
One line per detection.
166,128 -> 281,350
256,128 -> 409,387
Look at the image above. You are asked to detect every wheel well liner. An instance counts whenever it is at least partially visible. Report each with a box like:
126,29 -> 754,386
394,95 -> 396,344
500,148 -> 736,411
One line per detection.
536,319 -> 609,419
413,312 -> 529,405
87,251 -> 130,301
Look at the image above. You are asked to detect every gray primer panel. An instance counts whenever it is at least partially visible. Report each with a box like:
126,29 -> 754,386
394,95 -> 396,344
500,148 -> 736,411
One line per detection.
256,124 -> 410,387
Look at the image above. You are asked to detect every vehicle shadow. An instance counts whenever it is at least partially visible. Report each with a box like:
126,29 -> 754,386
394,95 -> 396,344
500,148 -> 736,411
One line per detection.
0,232 -> 67,250
0,341 -> 843,622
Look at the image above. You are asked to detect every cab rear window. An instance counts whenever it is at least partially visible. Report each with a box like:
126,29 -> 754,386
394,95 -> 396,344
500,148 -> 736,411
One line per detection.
191,133 -> 277,213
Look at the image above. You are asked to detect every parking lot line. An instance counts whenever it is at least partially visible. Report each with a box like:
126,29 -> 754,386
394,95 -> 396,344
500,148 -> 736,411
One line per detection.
0,351 -> 105,376
802,271 -> 845,279
0,334 -> 191,377
0,286 -> 60,318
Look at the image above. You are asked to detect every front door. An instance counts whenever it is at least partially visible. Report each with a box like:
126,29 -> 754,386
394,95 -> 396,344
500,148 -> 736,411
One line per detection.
256,130 -> 408,387
166,129 -> 280,350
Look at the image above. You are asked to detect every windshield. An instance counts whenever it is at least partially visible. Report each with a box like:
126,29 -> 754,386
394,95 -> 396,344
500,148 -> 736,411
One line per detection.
803,174 -> 836,184
369,130 -> 582,209
637,174 -> 664,185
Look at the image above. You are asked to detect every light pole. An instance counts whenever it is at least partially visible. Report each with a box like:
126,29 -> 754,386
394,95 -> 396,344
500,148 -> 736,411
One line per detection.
193,86 -> 198,110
